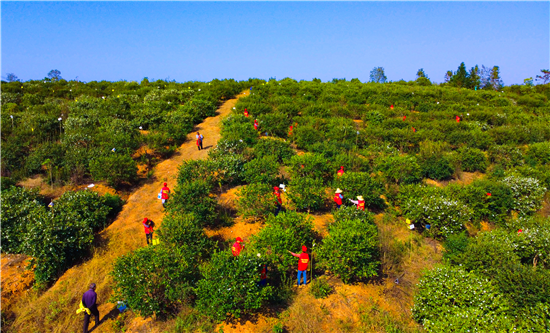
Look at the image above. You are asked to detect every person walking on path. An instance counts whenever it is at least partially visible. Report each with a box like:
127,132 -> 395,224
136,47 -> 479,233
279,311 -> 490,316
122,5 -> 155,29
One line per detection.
160,182 -> 170,208
273,186 -> 283,216
334,188 -> 344,209
232,237 -> 245,256
254,119 -> 259,131
288,246 -> 309,287
196,131 -> 204,150
337,166 -> 344,177
142,218 -> 154,245
81,283 -> 100,333
349,195 -> 365,211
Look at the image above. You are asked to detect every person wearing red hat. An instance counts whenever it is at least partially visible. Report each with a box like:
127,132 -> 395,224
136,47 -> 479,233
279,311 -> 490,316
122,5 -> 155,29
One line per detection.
254,119 -> 259,130
288,246 -> 309,287
273,186 -> 282,216
337,166 -> 344,177
142,218 -> 155,245
244,108 -> 249,117
232,237 -> 245,256
160,182 -> 170,208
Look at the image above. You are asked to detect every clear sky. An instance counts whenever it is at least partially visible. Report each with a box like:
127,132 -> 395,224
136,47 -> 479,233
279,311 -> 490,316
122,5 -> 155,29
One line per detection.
2,1 -> 548,85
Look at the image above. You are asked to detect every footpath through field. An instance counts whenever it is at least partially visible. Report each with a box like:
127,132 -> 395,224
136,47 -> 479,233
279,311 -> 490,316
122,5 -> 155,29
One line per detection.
10,90 -> 250,333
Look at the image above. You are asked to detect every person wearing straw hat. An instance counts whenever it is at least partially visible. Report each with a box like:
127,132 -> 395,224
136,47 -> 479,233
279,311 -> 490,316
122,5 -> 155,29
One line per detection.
334,188 -> 344,209
349,195 -> 365,211
232,237 -> 245,256
288,246 -> 310,287
337,166 -> 344,177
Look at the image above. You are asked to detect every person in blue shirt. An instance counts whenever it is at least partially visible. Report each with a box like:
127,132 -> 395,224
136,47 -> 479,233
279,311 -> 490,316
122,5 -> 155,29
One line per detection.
82,283 -> 100,333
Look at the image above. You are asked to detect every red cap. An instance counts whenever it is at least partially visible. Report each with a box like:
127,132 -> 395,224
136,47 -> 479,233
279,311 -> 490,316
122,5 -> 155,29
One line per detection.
143,218 -> 148,223
518,229 -> 523,233
274,186 -> 279,190
340,166 -> 344,169
236,237 -> 243,242
163,182 -> 167,186
487,193 -> 491,196
302,245 -> 307,252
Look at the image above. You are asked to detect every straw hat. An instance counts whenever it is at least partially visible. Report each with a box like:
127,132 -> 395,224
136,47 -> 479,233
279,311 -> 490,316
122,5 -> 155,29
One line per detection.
357,196 -> 364,201
335,188 -> 343,194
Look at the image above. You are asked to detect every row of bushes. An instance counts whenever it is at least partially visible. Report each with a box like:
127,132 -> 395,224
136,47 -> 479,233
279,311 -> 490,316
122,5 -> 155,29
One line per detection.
1,186 -> 123,286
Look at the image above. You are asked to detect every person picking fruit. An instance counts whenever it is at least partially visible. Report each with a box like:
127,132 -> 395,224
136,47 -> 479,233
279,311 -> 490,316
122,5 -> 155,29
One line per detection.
334,188 -> 344,209
337,166 -> 344,177
348,195 -> 365,211
288,246 -> 309,287
274,186 -> 283,216
232,237 -> 245,256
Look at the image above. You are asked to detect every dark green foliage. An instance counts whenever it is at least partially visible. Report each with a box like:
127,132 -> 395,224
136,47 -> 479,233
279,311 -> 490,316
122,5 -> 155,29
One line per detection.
420,155 -> 454,180
253,138 -> 295,163
177,159 -> 219,187
110,245 -> 198,317
457,146 -> 487,172
89,153 -> 138,187
221,114 -> 258,146
287,177 -> 326,212
333,172 -> 385,209
526,141 -> 550,166
243,156 -> 280,184
318,208 -> 379,283
257,113 -> 291,138
168,180 -> 218,227
442,232 -> 469,264
195,251 -> 274,321
286,153 -> 332,183
250,211 -> 317,273
157,213 -> 215,260
236,183 -> 275,220
375,154 -> 422,184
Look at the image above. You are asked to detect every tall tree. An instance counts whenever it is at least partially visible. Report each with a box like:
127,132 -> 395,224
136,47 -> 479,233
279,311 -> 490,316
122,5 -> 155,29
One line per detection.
47,69 -> 62,81
369,67 -> 387,83
489,66 -> 503,90
444,71 -> 453,83
4,73 -> 20,82
480,65 -> 492,89
468,65 -> 480,89
536,69 -> 550,84
449,62 -> 469,88
416,68 -> 428,79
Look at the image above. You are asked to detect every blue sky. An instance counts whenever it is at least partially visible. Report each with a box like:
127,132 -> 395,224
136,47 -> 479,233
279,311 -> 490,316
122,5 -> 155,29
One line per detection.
2,1 -> 548,84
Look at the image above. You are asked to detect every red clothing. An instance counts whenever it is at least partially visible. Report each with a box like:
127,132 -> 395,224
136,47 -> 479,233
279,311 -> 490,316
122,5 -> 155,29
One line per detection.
232,242 -> 243,256
456,116 -> 460,123
260,267 -> 267,279
298,253 -> 309,271
244,111 -> 249,117
143,222 -> 153,234
337,169 -> 344,177
274,191 -> 282,204
334,193 -> 343,205
254,121 -> 259,130
161,186 -> 170,200
357,200 -> 365,211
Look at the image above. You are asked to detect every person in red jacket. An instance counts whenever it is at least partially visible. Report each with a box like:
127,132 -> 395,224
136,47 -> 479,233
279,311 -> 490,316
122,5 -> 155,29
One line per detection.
337,166 -> 344,177
232,237 -> 244,256
289,246 -> 309,287
160,182 -> 170,208
349,195 -> 365,211
274,186 -> 282,216
244,108 -> 249,117
334,188 -> 343,209
259,264 -> 268,287
254,119 -> 259,130
142,218 -> 154,245
288,125 -> 293,137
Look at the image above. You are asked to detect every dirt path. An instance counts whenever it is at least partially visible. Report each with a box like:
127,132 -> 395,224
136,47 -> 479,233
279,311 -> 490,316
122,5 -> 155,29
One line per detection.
9,91 -> 249,333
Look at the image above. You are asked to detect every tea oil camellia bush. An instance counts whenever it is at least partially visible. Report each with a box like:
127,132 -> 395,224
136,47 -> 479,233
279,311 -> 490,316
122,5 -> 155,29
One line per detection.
250,211 -> 317,273
253,138 -> 295,162
286,153 -> 332,184
110,245 -> 199,317
317,207 -> 379,283
457,146 -> 488,172
502,174 -> 547,216
236,183 -> 275,220
157,213 -> 215,260
89,153 -> 138,187
287,176 -> 326,212
194,251 -> 274,321
374,154 -> 422,184
243,155 -> 280,184
169,179 -> 218,227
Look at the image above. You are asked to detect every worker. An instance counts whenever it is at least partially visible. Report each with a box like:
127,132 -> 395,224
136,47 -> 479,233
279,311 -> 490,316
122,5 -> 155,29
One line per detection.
142,218 -> 154,245
403,115 -> 406,121
337,166 -> 344,177
348,195 -> 365,211
274,186 -> 283,216
334,188 -> 344,209
244,108 -> 249,117
455,115 -> 460,123
160,182 -> 170,208
288,246 -> 309,287
254,119 -> 259,130
232,237 -> 244,256
288,125 -> 293,137
259,264 -> 268,287
81,283 -> 100,333
390,105 -> 394,110
196,131 -> 204,150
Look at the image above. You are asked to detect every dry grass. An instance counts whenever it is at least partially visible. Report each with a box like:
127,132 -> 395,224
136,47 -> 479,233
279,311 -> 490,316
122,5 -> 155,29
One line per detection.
6,91 -> 250,333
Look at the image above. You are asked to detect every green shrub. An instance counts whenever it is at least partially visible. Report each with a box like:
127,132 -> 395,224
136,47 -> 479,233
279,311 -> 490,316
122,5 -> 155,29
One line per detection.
221,115 -> 258,146
286,153 -> 332,183
257,113 -> 291,138
236,183 -> 276,220
333,172 -> 385,209
211,153 -> 247,186
195,251 -> 274,321
110,245 -> 198,317
412,266 -> 509,330
253,138 -> 295,163
243,156 -> 280,184
420,155 -> 454,180
457,146 -> 487,172
374,154 -> 422,184
293,125 -> 324,149
89,153 -> 138,187
309,277 -> 333,299
157,213 -> 214,260
250,211 -> 317,273
208,138 -> 248,160
442,232 -> 469,264
177,159 -> 219,187
317,215 -> 379,283
503,174 -> 547,216
488,144 -> 525,168
169,180 -> 218,227
286,177 -> 326,212
526,141 -> 550,166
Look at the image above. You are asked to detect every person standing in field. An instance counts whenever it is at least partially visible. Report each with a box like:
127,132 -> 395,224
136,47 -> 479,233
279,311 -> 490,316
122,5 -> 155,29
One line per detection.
273,186 -> 283,216
142,218 -> 154,245
160,182 -> 170,208
232,237 -> 245,256
337,166 -> 344,177
288,246 -> 309,287
349,195 -> 365,211
81,283 -> 100,333
196,131 -> 204,150
244,108 -> 249,117
334,188 -> 344,209
254,119 -> 259,131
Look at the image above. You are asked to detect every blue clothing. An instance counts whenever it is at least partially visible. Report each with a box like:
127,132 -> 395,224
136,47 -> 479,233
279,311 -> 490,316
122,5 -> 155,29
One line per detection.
297,270 -> 307,286
82,289 -> 97,309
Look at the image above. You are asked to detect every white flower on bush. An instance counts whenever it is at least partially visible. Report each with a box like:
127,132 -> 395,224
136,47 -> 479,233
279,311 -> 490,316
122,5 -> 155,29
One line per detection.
502,175 -> 546,215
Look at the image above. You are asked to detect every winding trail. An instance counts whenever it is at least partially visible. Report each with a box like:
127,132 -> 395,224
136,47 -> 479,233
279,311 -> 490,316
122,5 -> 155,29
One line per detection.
11,90 -> 249,333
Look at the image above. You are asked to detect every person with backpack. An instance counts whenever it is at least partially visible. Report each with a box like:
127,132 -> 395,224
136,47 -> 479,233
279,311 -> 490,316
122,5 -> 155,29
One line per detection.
160,182 -> 170,208
142,218 -> 155,245
196,131 -> 204,150
288,246 -> 310,287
